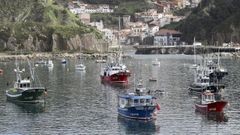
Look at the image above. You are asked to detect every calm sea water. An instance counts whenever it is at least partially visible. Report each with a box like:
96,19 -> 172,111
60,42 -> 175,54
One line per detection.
0,54 -> 240,135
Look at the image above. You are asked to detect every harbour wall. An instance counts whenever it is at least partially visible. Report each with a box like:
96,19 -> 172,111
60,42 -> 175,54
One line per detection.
134,45 -> 240,55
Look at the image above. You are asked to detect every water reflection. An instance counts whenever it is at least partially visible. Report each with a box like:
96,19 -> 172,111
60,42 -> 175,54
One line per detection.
196,112 -> 229,122
118,116 -> 160,134
14,102 -> 46,113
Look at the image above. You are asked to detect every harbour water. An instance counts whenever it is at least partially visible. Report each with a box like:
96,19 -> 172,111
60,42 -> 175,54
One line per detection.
0,54 -> 240,134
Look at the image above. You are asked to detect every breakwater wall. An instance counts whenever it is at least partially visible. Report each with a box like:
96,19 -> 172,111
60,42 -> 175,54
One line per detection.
134,45 -> 240,55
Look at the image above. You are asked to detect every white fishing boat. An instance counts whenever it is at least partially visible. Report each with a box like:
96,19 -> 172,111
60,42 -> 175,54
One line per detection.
75,45 -> 86,71
152,58 -> 160,66
47,60 -> 54,67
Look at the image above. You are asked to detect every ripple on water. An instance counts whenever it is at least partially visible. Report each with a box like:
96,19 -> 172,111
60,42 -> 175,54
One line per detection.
0,56 -> 239,134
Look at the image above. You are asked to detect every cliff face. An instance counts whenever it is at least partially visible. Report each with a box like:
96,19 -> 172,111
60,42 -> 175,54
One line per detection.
0,0 -> 107,53
177,0 -> 240,44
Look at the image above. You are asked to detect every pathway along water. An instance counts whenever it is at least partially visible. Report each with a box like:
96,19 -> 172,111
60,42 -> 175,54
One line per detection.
0,55 -> 239,134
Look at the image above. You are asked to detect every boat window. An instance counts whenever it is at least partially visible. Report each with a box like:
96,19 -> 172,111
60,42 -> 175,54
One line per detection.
140,99 -> 145,104
129,99 -> 133,105
23,83 -> 27,87
27,83 -> 30,87
20,84 -> 23,87
146,99 -> 150,104
134,99 -> 138,104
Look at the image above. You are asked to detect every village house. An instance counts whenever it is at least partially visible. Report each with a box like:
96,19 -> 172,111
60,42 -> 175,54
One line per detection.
89,20 -> 104,30
68,1 -> 113,14
102,29 -> 116,42
135,9 -> 160,22
78,13 -> 90,24
177,0 -> 191,9
155,0 -> 174,13
154,29 -> 182,46
191,0 -> 201,8
122,15 -> 131,29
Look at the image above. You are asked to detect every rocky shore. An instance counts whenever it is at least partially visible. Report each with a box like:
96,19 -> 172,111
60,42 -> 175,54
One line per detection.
0,52 -> 107,62
0,51 -> 134,62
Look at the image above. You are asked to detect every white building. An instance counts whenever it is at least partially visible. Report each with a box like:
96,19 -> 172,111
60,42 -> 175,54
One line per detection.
154,29 -> 182,46
89,20 -> 104,30
149,25 -> 160,36
101,29 -> 116,42
191,0 -> 201,8
68,2 -> 113,14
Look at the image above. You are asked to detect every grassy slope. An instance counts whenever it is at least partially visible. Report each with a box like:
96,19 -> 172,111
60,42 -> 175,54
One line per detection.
91,0 -> 153,27
0,0 -> 102,45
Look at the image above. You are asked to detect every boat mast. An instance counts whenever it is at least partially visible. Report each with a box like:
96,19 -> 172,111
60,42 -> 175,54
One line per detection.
27,59 -> 35,83
193,37 -> 196,65
14,47 -> 23,82
118,16 -> 122,65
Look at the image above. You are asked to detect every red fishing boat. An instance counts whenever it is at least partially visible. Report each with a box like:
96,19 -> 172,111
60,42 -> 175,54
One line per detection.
101,63 -> 130,84
195,90 -> 227,113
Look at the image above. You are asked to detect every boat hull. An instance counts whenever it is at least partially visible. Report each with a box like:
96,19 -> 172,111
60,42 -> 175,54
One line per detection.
118,106 -> 157,120
6,88 -> 46,104
195,100 -> 227,113
101,72 -> 130,84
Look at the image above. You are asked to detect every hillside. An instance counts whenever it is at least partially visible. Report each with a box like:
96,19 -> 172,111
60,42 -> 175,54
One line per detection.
176,0 -> 240,45
90,0 -> 153,27
0,0 -> 105,52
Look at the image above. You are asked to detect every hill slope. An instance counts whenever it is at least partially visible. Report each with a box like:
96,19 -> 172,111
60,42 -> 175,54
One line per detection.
0,0 -> 104,52
177,0 -> 240,44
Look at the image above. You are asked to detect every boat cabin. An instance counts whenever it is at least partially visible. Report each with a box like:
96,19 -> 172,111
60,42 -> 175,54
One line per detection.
118,94 -> 155,108
14,79 -> 31,89
201,90 -> 216,104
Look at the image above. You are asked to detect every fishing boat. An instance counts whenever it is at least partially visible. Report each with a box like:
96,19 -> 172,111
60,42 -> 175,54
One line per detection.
35,59 -> 47,65
61,58 -> 67,64
190,37 -> 200,69
75,46 -> 86,71
75,63 -> 86,71
47,60 -> 54,67
152,58 -> 160,66
189,55 -> 227,95
100,62 -> 130,84
6,59 -> 47,104
195,90 -> 227,113
100,16 -> 131,84
118,84 -> 160,120
149,77 -> 157,82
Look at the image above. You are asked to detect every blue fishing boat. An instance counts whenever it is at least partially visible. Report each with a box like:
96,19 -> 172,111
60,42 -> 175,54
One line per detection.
118,84 -> 160,120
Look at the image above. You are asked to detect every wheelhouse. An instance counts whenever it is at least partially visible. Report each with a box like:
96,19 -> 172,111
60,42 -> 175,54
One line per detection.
118,94 -> 156,108
202,91 -> 216,104
14,79 -> 31,89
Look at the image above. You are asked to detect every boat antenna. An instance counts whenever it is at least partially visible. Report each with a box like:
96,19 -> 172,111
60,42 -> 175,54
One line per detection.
118,16 -> 122,65
134,73 -> 136,91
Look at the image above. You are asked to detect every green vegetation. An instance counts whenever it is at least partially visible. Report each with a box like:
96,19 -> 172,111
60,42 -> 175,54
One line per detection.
173,7 -> 191,16
0,0 -> 102,51
90,0 -> 152,27
176,0 -> 240,44
115,0 -> 153,16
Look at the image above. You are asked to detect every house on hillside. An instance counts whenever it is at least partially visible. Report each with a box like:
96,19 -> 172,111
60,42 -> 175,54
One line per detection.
154,29 -> 182,46
68,1 -> 113,14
